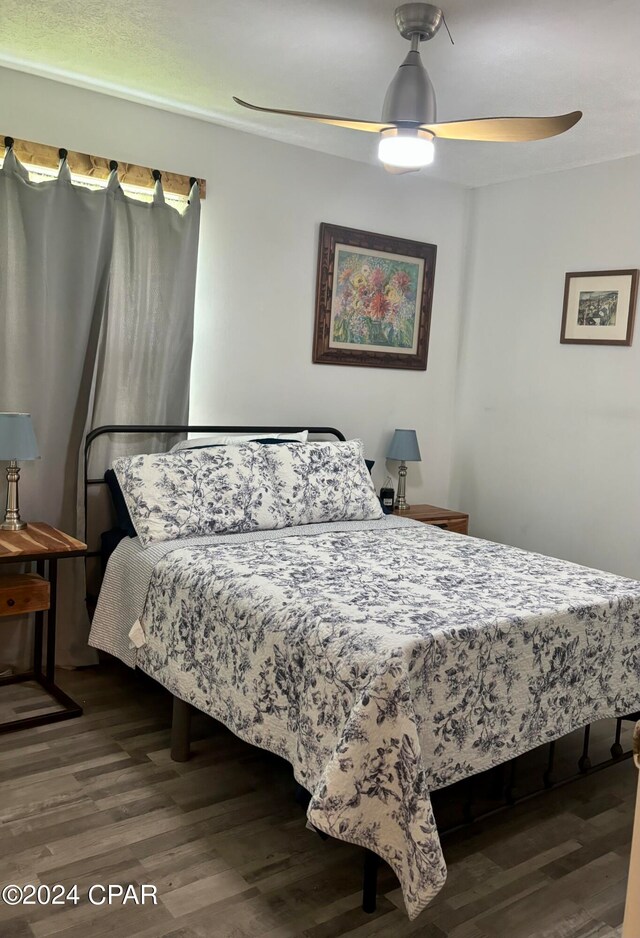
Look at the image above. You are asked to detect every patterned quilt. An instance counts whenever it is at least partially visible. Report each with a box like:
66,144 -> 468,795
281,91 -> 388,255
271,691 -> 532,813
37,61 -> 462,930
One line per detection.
130,523 -> 640,919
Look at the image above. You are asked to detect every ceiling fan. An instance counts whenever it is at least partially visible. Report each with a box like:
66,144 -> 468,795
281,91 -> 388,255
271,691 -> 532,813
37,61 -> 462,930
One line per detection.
234,2 -> 582,175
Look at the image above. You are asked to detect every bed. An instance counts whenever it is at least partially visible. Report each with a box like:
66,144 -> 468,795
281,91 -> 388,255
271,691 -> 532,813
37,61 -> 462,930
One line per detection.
86,425 -> 640,920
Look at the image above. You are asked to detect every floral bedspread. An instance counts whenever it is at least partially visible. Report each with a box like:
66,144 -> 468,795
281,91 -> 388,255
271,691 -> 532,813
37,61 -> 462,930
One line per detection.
135,523 -> 640,918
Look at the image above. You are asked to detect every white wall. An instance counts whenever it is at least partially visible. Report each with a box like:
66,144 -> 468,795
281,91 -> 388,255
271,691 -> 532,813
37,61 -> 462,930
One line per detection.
452,155 -> 640,578
189,124 -> 470,505
1,66 -> 470,506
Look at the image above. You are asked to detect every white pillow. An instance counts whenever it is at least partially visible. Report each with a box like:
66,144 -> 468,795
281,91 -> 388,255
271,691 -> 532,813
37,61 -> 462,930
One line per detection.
263,440 -> 383,527
113,443 -> 280,546
170,430 -> 308,452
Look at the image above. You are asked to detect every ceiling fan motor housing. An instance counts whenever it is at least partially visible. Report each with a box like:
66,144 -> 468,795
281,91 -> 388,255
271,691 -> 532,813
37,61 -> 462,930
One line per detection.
381,50 -> 437,125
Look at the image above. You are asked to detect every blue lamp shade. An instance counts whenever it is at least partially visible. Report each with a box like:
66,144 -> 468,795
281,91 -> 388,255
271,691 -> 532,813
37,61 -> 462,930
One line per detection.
0,413 -> 39,460
386,428 -> 421,462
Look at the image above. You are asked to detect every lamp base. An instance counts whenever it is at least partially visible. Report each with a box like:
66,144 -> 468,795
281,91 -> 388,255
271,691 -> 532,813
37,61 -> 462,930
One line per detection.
3,461 -> 26,531
394,461 -> 410,511
1,519 -> 27,531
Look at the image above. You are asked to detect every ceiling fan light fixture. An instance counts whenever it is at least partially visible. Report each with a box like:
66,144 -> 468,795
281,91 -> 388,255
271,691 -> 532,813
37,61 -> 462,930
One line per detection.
378,127 -> 435,168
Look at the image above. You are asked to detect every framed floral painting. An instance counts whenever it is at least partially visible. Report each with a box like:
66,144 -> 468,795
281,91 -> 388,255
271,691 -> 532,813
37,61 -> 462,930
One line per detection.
313,223 -> 437,370
560,269 -> 638,346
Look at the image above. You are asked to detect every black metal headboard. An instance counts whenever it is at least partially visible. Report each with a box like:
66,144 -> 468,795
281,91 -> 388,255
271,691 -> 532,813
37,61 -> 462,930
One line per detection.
84,424 -> 346,559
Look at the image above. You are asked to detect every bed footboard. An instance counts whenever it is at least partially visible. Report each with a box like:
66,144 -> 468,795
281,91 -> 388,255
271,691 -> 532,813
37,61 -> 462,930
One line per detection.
170,696 -> 192,762
358,717 -> 639,913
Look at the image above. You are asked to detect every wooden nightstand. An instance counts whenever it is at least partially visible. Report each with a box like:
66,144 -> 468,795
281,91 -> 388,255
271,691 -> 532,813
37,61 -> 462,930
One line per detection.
393,503 -> 469,535
0,523 -> 86,733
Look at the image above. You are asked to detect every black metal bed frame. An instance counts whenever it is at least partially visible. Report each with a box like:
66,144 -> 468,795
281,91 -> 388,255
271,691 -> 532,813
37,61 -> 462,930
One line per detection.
84,423 -> 638,916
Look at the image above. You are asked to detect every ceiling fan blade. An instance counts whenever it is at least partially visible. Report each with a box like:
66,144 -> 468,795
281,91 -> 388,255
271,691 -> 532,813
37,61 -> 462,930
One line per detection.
233,97 -> 390,133
382,163 -> 421,175
421,111 -> 582,142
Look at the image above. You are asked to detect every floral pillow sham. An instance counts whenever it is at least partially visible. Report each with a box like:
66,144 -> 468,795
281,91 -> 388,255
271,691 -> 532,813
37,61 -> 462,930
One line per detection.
113,439 -> 382,547
263,439 -> 383,527
112,443 -> 279,547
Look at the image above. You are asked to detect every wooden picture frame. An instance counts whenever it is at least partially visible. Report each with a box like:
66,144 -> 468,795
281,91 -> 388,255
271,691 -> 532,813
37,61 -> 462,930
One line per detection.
313,223 -> 437,370
560,269 -> 638,346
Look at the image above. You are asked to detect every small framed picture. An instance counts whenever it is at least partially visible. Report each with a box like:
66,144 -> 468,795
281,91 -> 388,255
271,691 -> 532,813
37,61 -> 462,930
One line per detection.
560,269 -> 638,346
313,223 -> 436,370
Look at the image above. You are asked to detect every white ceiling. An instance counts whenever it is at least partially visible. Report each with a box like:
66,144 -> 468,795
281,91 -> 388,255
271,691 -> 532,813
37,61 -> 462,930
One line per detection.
1,0 -> 639,187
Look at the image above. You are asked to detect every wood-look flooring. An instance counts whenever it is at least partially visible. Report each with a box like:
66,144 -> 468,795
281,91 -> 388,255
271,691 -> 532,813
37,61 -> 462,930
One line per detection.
0,662 -> 634,938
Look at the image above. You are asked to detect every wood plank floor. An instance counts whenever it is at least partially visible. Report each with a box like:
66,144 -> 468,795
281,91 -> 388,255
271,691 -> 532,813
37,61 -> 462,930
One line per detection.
0,662 -> 634,937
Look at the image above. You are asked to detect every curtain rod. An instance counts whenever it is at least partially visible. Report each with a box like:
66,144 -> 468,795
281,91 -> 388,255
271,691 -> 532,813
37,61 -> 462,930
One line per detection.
2,135 -> 206,199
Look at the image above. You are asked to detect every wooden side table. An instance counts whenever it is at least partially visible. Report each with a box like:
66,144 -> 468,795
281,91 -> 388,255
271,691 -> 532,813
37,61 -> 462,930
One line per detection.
393,503 -> 469,535
0,523 -> 86,733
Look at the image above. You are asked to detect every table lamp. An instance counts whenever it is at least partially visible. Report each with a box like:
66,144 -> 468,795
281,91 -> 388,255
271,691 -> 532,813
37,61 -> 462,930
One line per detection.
0,413 -> 39,531
386,428 -> 421,511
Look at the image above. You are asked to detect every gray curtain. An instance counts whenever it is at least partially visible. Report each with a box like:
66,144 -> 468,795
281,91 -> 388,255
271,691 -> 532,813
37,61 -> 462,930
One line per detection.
0,149 -> 200,668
